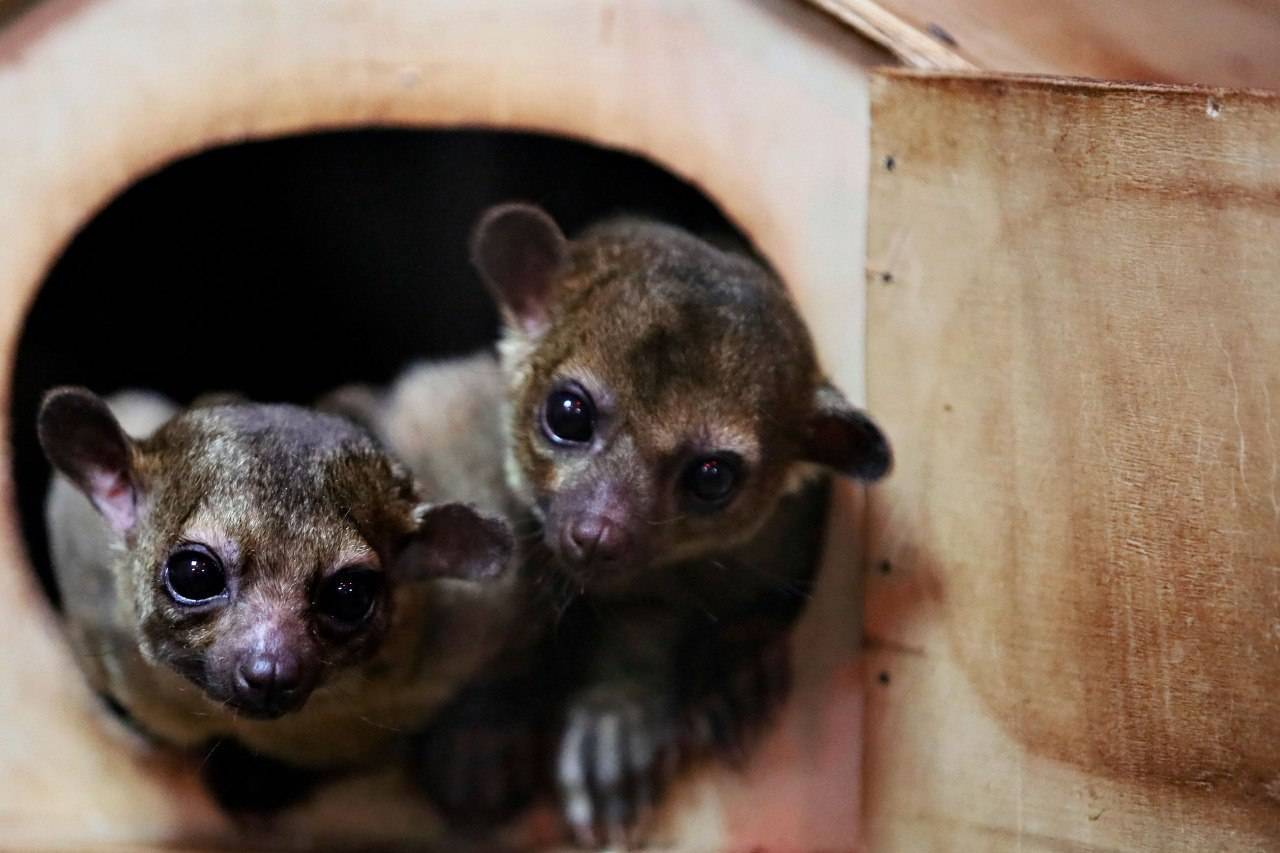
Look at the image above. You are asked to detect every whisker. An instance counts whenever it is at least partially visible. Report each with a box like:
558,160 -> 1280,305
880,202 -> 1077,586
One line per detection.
707,557 -> 812,599
196,739 -> 223,772
358,715 -> 403,733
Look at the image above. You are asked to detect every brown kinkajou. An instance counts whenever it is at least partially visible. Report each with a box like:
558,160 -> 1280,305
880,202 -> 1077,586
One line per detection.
39,387 -> 515,810
469,203 -> 891,845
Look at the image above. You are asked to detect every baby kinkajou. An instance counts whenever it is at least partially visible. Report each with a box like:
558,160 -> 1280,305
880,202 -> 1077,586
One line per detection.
469,203 -> 891,845
40,387 -> 515,810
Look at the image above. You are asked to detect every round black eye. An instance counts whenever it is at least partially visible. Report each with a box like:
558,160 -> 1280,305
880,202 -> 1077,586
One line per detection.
314,568 -> 382,631
164,549 -> 227,604
682,455 -> 741,506
542,386 -> 595,445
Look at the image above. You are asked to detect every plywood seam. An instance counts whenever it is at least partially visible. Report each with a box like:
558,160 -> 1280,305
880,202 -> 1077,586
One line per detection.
875,66 -> 1280,100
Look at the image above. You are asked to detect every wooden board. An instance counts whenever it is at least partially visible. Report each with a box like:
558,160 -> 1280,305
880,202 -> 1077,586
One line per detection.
802,0 -> 975,71
866,69 -> 1280,851
0,0 -> 891,847
807,0 -> 1280,89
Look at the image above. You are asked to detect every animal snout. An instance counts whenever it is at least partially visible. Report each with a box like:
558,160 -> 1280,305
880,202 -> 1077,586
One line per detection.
563,515 -> 630,565
232,651 -> 311,718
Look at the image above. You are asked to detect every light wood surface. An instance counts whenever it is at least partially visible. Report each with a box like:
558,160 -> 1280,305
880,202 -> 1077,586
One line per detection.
0,0 -> 890,847
807,0 -> 1280,88
803,0 -> 975,71
866,68 -> 1280,852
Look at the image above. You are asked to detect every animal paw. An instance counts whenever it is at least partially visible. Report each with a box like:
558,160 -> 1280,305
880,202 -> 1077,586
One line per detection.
557,684 -> 679,849
413,683 -> 543,828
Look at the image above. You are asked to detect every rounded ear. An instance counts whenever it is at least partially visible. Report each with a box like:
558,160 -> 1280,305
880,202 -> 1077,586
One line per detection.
803,382 -> 893,481
396,503 -> 515,582
469,202 -> 567,335
37,387 -> 140,533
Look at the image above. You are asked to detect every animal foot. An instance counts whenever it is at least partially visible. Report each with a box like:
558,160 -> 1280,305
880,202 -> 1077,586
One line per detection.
413,682 -> 544,828
557,684 -> 679,849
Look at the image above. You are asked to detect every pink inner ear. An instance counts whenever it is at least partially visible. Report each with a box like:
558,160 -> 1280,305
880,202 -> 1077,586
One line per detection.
87,467 -> 136,533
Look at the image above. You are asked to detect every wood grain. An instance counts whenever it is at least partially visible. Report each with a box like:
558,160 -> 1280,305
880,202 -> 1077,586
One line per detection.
0,0 -> 890,847
802,0 -> 974,71
866,69 -> 1280,851
807,0 -> 1280,88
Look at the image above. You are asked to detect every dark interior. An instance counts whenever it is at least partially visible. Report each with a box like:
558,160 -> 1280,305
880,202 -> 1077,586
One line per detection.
10,129 -> 746,605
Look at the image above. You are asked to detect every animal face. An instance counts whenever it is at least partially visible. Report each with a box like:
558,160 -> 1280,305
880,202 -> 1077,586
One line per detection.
129,415 -> 404,718
39,391 -> 513,719
472,204 -> 891,589
507,245 -> 811,583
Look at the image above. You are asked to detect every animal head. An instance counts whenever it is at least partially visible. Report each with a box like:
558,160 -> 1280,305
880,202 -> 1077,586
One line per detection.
39,388 -> 513,719
471,203 -> 890,589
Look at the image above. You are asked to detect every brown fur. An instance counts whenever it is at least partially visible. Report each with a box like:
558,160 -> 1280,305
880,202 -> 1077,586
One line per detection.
317,354 -> 562,828
486,211 -> 887,586
43,389 -> 516,769
320,352 -> 519,521
471,204 -> 890,845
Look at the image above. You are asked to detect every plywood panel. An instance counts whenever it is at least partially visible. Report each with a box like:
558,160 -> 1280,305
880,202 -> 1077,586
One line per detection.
0,0 -> 890,847
866,70 -> 1280,851
808,0 -> 1280,89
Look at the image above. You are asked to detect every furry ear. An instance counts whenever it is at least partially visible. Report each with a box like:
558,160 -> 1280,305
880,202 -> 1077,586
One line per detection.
803,382 -> 892,481
470,202 -> 567,335
38,387 -> 141,533
396,503 -> 515,582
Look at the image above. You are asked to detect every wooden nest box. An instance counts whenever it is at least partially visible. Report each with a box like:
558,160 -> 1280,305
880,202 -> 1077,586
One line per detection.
1,1 -> 1278,850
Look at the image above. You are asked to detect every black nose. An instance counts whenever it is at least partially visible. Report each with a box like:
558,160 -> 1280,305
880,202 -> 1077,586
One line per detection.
564,516 -> 629,565
233,651 -> 307,717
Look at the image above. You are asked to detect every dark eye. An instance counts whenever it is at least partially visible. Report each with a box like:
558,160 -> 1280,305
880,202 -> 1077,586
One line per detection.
682,455 -> 742,507
164,548 -> 228,604
314,568 -> 382,632
542,385 -> 595,446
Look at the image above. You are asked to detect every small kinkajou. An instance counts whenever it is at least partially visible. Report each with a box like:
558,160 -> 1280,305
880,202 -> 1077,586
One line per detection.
40,387 -> 515,810
469,203 -> 892,845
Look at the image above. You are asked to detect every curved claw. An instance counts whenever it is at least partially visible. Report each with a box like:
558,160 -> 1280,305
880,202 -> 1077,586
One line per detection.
557,691 -> 678,849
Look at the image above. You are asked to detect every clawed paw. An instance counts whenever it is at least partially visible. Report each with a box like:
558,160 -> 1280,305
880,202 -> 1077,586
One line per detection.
557,687 -> 679,849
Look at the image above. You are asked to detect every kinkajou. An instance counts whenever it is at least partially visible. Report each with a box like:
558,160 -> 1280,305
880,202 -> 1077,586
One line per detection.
470,203 -> 891,845
41,387 -> 515,809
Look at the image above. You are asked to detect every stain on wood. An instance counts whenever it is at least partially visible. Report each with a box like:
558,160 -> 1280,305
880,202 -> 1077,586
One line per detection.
866,70 -> 1280,852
